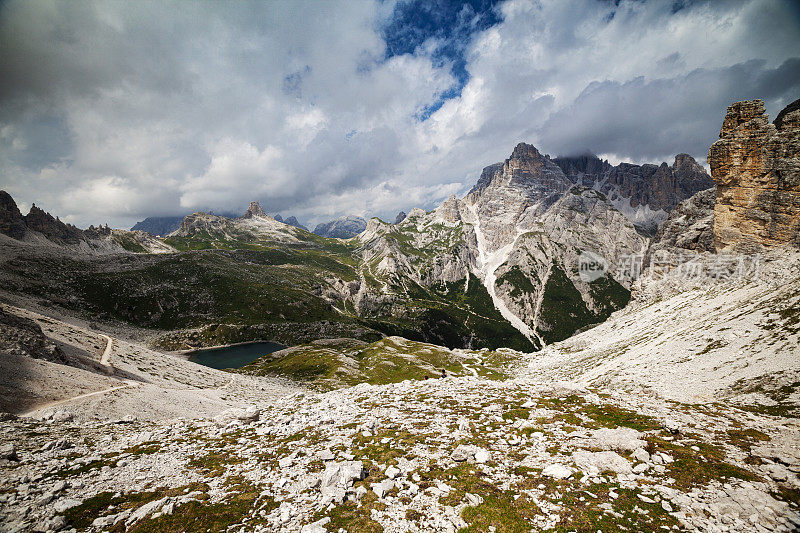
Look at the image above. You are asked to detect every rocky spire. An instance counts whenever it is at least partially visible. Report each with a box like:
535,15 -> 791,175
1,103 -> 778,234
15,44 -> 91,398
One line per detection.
0,190 -> 27,240
244,201 -> 267,219
709,99 -> 800,251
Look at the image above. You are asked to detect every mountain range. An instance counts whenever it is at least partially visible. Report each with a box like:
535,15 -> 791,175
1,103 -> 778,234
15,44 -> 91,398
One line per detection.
0,144 -> 712,352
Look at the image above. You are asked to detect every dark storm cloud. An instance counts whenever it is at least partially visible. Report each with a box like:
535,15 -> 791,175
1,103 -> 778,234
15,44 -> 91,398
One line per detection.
539,58 -> 800,162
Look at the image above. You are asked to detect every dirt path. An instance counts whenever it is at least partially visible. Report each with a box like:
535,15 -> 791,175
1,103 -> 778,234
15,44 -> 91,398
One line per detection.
99,333 -> 113,367
21,333 -> 125,416
21,380 -> 139,417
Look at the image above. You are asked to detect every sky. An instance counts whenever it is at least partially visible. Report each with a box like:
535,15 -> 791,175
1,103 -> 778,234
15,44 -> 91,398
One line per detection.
1,0 -> 799,229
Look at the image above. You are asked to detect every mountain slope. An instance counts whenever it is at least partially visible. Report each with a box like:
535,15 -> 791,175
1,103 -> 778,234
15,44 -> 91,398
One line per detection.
0,143 -> 701,351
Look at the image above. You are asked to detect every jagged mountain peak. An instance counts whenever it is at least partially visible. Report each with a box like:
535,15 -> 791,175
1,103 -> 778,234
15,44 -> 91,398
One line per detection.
468,143 -> 570,200
673,152 -> 700,168
243,201 -> 267,219
509,142 -> 547,162
0,190 -> 27,240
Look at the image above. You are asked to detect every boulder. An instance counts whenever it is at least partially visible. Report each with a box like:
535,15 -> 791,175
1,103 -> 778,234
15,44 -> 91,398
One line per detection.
0,443 -> 18,461
320,460 -> 366,502
586,427 -> 647,452
542,463 -> 573,479
371,479 -> 395,498
572,450 -> 632,475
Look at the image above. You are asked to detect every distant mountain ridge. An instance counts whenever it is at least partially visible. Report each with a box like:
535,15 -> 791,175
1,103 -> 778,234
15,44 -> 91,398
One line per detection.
313,215 -> 368,239
132,212 -> 308,236
131,216 -> 185,236
0,190 -> 173,254
551,152 -> 713,234
273,214 -> 308,231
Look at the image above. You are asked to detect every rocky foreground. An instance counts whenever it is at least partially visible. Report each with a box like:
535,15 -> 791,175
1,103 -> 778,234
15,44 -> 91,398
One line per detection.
2,369 -> 800,532
0,246 -> 799,533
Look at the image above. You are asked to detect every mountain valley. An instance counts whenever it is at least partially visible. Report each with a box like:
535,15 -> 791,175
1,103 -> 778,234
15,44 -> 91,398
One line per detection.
1,99 -> 799,533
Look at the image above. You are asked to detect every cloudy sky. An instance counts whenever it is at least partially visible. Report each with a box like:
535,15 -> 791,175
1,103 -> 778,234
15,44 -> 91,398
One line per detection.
1,0 -> 799,229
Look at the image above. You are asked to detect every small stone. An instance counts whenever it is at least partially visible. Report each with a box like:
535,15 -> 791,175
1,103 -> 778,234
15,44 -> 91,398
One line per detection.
0,443 -> 18,461
651,454 -> 664,465
385,465 -> 401,479
371,479 -> 394,498
317,449 -> 335,461
302,517 -> 332,533
42,439 -> 72,452
474,449 -> 490,464
661,500 -> 673,512
452,445 -> 473,462
51,410 -> 74,423
632,448 -> 650,463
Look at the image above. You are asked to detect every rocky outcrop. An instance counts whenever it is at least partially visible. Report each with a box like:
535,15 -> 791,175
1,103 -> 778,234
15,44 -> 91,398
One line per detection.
649,187 -> 716,254
709,99 -> 800,251
313,216 -> 368,239
0,306 -> 65,363
553,153 -> 713,234
0,190 -> 27,240
394,211 -> 407,224
171,203 -> 301,244
1,191 -> 169,254
172,212 -> 227,237
243,201 -> 268,219
22,204 -> 84,245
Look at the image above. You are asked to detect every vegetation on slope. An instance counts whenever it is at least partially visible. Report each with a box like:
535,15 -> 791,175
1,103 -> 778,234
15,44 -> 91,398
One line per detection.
238,336 -> 519,390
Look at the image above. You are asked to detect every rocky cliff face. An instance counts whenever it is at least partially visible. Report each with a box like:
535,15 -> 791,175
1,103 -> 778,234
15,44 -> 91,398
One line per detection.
0,190 -> 174,254
0,190 -> 27,240
649,187 -> 716,254
353,143 -> 646,348
553,152 -> 713,234
22,204 -> 85,245
709,99 -> 800,251
0,306 -> 66,362
313,216 -> 368,239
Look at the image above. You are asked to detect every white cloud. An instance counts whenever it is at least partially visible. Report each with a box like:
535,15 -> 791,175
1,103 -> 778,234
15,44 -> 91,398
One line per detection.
0,0 -> 798,229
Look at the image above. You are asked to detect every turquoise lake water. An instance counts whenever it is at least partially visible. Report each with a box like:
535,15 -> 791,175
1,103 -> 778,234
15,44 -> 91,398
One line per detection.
187,341 -> 285,369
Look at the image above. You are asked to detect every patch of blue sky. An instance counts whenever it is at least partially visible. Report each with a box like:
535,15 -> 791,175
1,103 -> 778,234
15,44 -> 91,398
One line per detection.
381,0 -> 503,120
